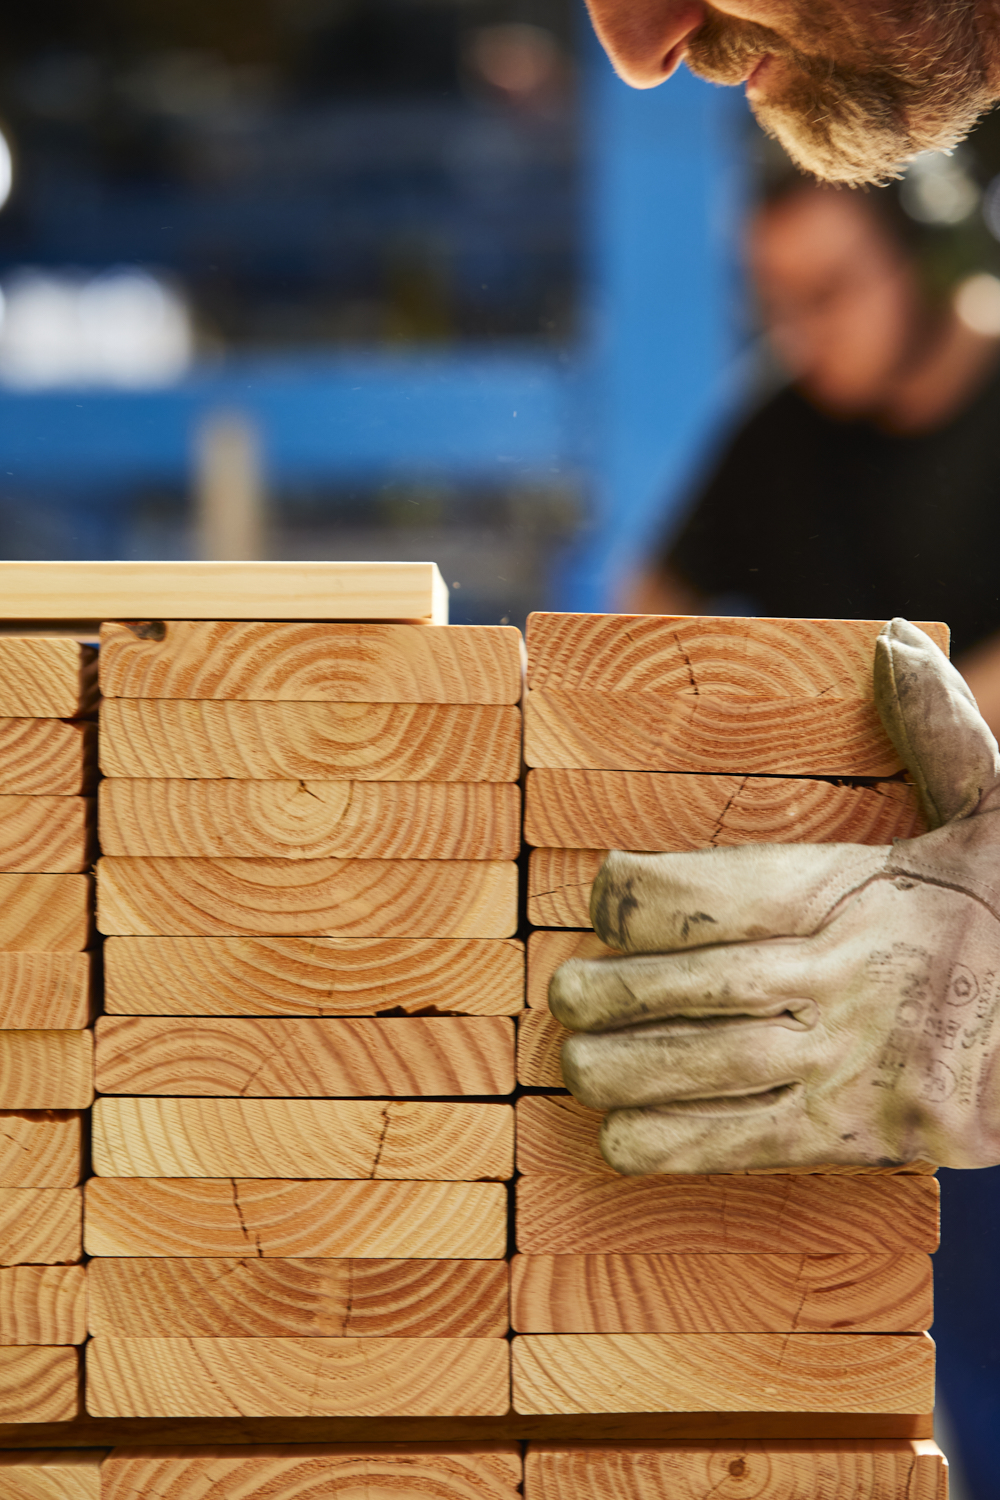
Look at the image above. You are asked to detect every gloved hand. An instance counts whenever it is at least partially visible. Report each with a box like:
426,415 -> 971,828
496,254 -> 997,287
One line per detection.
549,618 -> 1000,1172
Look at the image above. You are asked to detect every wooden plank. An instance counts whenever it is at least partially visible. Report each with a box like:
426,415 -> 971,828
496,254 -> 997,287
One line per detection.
85,1179 -> 507,1258
0,1112 -> 83,1188
0,1348 -> 80,1422
94,1016 -> 514,1097
0,955 -> 93,1029
524,690 -> 905,777
97,858 -> 518,940
86,1336 -> 510,1417
0,1265 -> 87,1344
0,1188 -> 82,1266
99,701 -> 521,782
92,1098 -> 514,1179
0,721 -> 95,796
525,614 -> 950,692
512,1332 -> 934,1415
99,781 -> 520,860
524,769 -> 923,851
102,1445 -> 522,1500
0,1447 -> 102,1500
0,560 -> 449,624
527,931 -> 614,1008
0,877 -> 91,952
0,798 -> 94,874
518,1011 -> 569,1089
0,640 -> 97,719
0,1035 -> 93,1111
510,1252 -> 933,1334
523,1440 -> 947,1500
90,1258 -> 509,1338
516,1176 -> 939,1255
100,620 -> 523,702
527,852 -> 600,930
104,935 -> 524,1017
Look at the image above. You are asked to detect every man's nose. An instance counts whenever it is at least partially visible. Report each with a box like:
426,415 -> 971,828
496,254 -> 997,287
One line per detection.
585,0 -> 707,88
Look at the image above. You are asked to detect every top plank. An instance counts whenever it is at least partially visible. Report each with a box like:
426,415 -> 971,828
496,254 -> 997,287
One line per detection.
525,615 -> 950,694
0,561 -> 448,625
99,622 -> 523,703
0,640 -> 97,718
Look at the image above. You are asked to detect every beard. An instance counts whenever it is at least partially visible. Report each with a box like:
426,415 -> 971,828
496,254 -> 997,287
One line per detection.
685,1 -> 992,185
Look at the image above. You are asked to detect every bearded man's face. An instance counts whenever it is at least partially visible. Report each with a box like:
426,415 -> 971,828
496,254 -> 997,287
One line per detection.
585,0 -> 996,184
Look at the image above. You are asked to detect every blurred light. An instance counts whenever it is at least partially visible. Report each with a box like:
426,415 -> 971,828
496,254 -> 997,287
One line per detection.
0,127 -> 12,212
0,269 -> 193,388
466,25 -> 561,99
900,151 -> 979,225
954,273 -> 1000,335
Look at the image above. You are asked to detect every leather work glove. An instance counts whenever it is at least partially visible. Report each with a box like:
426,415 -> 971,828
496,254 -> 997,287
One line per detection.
549,618 -> 1000,1173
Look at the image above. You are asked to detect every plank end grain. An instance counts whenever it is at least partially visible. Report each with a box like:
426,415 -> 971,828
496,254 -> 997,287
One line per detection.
0,954 -> 94,1031
0,1188 -> 83,1266
0,1035 -> 93,1111
0,877 -> 91,953
0,1112 -> 84,1189
0,720 -> 96,797
0,1347 -> 81,1422
0,1446 -> 102,1500
0,1265 -> 87,1345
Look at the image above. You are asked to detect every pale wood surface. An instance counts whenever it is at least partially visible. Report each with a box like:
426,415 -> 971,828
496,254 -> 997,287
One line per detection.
523,1440 -> 947,1500
510,1252 -> 932,1334
0,798 -> 94,874
0,1348 -> 80,1422
94,1016 -> 515,1097
100,701 -> 521,781
100,620 -> 522,702
518,1011 -> 569,1089
512,1332 -> 935,1415
527,931 -> 615,1008
99,781 -> 520,860
102,1445 -> 522,1500
104,935 -> 524,1017
527,851 -> 601,929
0,1033 -> 93,1110
0,1448 -> 101,1500
97,858 -> 518,940
0,721 -> 95,796
85,1178 -> 507,1259
0,1111 -> 83,1187
0,877 -> 91,952
92,1098 -> 514,1179
0,954 -> 93,1029
0,1265 -> 86,1345
0,560 -> 449,624
87,1336 -> 510,1418
0,640 -> 97,718
525,614 -> 950,693
0,1187 -> 82,1266
524,769 -> 923,852
90,1258 -> 509,1338
524,690 -> 905,777
516,1175 -> 939,1255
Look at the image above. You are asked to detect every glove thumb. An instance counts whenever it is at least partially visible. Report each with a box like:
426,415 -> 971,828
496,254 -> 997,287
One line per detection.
874,617 -> 1000,829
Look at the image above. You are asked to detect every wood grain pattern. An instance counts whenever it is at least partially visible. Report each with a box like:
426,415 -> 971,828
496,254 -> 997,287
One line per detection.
0,798 -> 94,873
527,851 -> 601,929
85,1178 -> 507,1259
518,1012 -> 569,1090
0,1188 -> 82,1266
100,701 -> 521,781
92,1098 -> 514,1179
523,1440 -> 947,1500
516,1175 -> 939,1255
527,931 -> 615,1008
524,769 -> 923,852
510,1252 -> 932,1334
94,1016 -> 515,1097
90,1257 -> 509,1338
99,780 -> 520,860
524,690 -> 905,778
101,1444 -> 522,1500
104,935 -> 524,1017
0,877 -> 91,952
100,620 -> 523,702
0,1348 -> 80,1422
0,954 -> 92,1029
0,1033 -> 93,1110
0,720 -> 95,796
87,1336 -> 510,1417
525,614 -> 950,694
0,1448 -> 101,1500
0,640 -> 97,718
0,1265 -> 86,1344
96,857 -> 518,940
512,1332 -> 934,1415
0,1111 -> 83,1187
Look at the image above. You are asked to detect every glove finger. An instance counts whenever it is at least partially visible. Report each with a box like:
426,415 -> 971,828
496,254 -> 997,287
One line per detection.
600,1095 -> 836,1174
874,617 -> 1000,827
590,843 -> 886,953
560,1017 -> 809,1111
549,938 -> 819,1032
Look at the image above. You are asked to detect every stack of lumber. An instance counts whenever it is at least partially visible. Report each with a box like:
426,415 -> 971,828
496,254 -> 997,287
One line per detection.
516,615 -> 941,1449
86,619 -> 523,1418
0,637 -> 95,1423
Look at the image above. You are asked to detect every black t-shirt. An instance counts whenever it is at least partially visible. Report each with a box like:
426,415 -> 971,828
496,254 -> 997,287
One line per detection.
664,360 -> 1000,658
